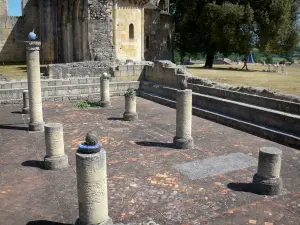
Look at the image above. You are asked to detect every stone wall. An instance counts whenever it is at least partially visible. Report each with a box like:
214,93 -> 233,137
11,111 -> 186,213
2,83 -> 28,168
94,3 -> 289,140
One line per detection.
0,0 -> 40,63
188,83 -> 300,115
89,0 -> 115,63
187,76 -> 300,103
0,16 -> 25,62
114,0 -> 144,61
144,60 -> 187,88
139,81 -> 300,148
144,5 -> 174,61
0,77 -> 139,104
47,60 -> 150,80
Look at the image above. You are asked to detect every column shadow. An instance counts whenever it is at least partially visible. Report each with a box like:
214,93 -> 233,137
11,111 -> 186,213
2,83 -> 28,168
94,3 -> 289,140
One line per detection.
227,182 -> 257,193
135,141 -> 174,148
11,111 -> 23,114
22,160 -> 45,170
26,221 -> 72,225
0,124 -> 28,131
107,117 -> 123,121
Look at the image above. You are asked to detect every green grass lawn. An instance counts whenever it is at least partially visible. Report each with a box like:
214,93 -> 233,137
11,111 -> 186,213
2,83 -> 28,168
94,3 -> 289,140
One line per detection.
188,64 -> 300,96
0,64 -> 47,80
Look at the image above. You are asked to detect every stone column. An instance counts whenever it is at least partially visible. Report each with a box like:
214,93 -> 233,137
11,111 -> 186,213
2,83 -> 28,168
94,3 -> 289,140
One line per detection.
123,89 -> 138,121
253,147 -> 283,195
100,76 -> 111,107
22,90 -> 29,114
25,41 -> 45,131
173,89 -> 194,149
44,123 -> 68,170
75,131 -> 113,225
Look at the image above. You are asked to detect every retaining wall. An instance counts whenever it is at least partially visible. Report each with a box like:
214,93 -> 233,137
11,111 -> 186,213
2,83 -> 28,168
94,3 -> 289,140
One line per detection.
0,77 -> 139,104
144,60 -> 187,88
140,81 -> 300,147
188,83 -> 300,115
47,61 -> 149,80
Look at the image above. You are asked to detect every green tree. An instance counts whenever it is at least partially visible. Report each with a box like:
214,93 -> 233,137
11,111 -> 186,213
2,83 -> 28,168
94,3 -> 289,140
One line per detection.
170,0 -> 300,67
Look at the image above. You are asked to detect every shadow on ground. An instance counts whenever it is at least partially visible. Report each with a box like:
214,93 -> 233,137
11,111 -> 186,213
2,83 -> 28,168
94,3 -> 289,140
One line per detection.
107,117 -> 123,121
26,221 -> 72,225
0,124 -> 27,131
227,182 -> 257,193
11,111 -> 23,114
22,160 -> 45,170
135,141 -> 174,148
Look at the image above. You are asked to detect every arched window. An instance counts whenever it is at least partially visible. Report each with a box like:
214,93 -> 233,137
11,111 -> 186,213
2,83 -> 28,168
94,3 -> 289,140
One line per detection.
146,35 -> 150,49
129,24 -> 134,39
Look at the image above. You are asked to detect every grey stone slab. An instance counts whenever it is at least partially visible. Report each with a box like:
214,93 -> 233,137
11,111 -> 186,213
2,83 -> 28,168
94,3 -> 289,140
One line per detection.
175,152 -> 258,180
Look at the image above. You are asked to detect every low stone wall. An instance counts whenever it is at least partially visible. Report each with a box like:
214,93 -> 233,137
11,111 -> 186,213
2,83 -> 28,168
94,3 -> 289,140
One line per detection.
140,81 -> 300,138
47,61 -> 111,79
0,77 -> 139,104
188,83 -> 300,115
188,76 -> 300,103
144,60 -> 188,88
47,60 -> 151,80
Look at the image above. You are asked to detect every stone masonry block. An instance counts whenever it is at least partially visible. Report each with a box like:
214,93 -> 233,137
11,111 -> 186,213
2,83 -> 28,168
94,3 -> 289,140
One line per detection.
62,80 -> 71,85
70,79 -> 79,85
1,83 -> 12,89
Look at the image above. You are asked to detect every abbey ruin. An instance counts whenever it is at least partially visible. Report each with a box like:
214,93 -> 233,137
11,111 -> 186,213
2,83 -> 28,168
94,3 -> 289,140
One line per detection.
0,0 -> 173,64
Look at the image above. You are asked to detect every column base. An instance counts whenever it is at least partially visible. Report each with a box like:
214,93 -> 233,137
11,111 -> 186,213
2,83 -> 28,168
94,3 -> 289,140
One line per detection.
29,122 -> 45,131
100,101 -> 111,107
22,107 -> 29,114
75,217 -> 113,225
44,154 -> 69,170
253,174 -> 282,196
123,112 -> 138,121
173,136 -> 194,149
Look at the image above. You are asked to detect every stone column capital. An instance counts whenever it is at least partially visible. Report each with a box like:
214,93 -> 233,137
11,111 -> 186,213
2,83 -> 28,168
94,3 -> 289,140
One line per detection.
25,41 -> 41,51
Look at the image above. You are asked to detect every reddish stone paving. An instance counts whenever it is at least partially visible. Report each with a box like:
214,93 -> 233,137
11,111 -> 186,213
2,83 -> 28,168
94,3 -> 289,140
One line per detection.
0,97 -> 299,225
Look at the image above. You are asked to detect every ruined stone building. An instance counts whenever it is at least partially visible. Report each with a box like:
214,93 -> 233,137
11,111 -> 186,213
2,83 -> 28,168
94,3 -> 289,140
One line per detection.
0,0 -> 173,64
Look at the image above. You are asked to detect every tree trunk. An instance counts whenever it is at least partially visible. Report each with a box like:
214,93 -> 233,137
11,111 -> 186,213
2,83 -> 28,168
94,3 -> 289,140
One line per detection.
180,52 -> 185,65
204,51 -> 214,68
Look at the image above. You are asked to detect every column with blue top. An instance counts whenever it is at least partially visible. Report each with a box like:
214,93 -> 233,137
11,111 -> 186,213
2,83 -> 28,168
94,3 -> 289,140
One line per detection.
75,131 -> 113,225
25,30 -> 45,131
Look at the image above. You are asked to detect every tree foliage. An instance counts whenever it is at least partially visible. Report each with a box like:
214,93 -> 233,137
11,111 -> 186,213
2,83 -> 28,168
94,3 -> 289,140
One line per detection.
171,0 -> 300,67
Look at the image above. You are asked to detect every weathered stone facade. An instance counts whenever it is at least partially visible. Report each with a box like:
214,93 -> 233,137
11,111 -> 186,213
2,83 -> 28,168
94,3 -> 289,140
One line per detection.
144,0 -> 174,61
0,0 -> 173,64
0,0 -> 40,62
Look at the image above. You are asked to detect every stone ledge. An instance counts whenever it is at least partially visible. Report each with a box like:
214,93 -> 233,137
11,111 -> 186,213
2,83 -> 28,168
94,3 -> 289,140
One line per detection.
139,90 -> 300,149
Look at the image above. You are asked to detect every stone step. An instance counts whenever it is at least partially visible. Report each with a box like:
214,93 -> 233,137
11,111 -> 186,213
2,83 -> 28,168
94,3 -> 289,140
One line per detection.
140,81 -> 300,136
188,83 -> 300,115
138,91 -> 300,149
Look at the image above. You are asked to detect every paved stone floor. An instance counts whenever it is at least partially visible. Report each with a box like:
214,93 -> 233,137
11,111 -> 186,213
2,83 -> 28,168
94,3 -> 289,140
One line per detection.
0,97 -> 299,225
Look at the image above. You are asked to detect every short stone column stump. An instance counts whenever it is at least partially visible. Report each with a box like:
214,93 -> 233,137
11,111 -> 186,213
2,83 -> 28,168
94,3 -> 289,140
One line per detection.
44,123 -> 68,170
100,75 -> 111,107
123,89 -> 138,121
253,147 -> 283,195
75,131 -> 113,225
22,90 -> 29,114
173,89 -> 194,149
